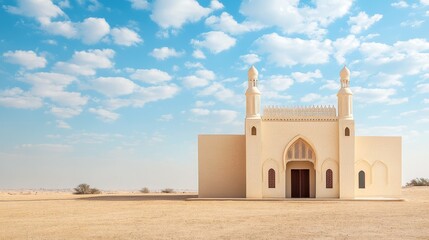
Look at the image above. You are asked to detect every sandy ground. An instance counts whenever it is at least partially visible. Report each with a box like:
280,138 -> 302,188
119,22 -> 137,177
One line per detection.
0,187 -> 428,239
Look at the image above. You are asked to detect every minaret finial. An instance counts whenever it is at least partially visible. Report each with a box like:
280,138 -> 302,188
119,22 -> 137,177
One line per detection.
248,65 -> 258,80
340,65 -> 350,80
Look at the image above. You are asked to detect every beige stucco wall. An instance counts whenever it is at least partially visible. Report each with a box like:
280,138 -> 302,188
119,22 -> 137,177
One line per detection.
260,121 -> 339,198
355,136 -> 402,198
198,135 -> 246,198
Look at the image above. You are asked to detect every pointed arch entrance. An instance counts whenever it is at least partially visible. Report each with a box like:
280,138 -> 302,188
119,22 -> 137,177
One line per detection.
284,137 -> 316,198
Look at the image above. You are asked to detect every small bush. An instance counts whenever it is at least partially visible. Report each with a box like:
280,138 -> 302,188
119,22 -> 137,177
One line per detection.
161,188 -> 175,193
406,178 -> 429,187
73,183 -> 101,194
140,187 -> 150,193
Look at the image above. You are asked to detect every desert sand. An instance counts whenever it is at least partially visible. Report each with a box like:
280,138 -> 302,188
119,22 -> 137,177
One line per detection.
0,187 -> 428,239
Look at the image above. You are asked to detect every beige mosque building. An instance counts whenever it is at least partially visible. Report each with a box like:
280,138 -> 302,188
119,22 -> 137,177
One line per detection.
198,66 -> 402,199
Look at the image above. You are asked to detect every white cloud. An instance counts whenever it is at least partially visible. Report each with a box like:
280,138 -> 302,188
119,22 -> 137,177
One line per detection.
210,0 -> 224,10
77,17 -> 110,44
391,1 -> 409,8
3,50 -> 47,70
254,33 -> 332,67
150,0 -> 212,29
424,98 -> 429,104
5,1 -> 114,44
191,108 -> 210,115
49,92 -> 88,108
58,0 -> 71,8
400,20 -> 424,28
205,12 -> 263,35
43,39 -> 57,45
182,69 -> 216,88
263,75 -> 294,92
371,73 -> 403,87
291,69 -> 322,83
0,88 -> 43,109
39,19 -> 77,38
129,0 -> 149,10
191,31 -> 236,54
417,83 -> 429,94
5,0 -> 65,21
56,120 -> 71,129
240,0 -> 353,38
258,74 -> 294,101
301,93 -> 322,103
240,54 -> 260,65
353,87 -> 408,105
89,108 -> 119,122
333,35 -> 360,64
184,62 -> 204,69
320,80 -> 340,90
78,0 -> 102,11
19,72 -> 88,108
16,143 -> 73,153
91,77 -> 137,97
190,108 -> 238,124
105,84 -> 180,110
359,39 -> 429,75
50,106 -> 82,118
39,17 -> 110,44
212,110 -> 238,124
130,84 -> 180,108
195,100 -> 215,107
54,49 -> 115,76
110,27 -> 142,46
421,0 -> 429,5
150,47 -> 184,60
198,82 -> 242,105
348,12 -> 383,34
158,114 -> 173,121
192,49 -> 206,59
130,69 -> 172,84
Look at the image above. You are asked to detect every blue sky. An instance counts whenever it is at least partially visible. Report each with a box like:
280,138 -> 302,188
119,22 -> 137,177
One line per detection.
0,0 -> 428,190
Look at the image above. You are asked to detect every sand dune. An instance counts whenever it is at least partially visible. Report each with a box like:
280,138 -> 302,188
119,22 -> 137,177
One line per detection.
0,187 -> 428,239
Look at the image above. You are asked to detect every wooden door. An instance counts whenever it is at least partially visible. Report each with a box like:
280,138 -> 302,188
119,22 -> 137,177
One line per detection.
300,169 -> 310,198
291,169 -> 300,198
291,169 -> 310,198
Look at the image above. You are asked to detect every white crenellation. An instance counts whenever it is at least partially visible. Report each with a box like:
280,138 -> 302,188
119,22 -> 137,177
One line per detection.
262,105 -> 337,121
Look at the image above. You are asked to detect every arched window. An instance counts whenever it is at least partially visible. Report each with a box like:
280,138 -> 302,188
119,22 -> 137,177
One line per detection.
268,169 -> 275,188
345,127 -> 350,136
251,126 -> 256,135
288,138 -> 315,161
326,169 -> 333,189
359,171 -> 365,189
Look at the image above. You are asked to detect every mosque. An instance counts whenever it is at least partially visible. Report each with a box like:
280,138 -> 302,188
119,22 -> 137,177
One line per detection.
198,66 -> 402,199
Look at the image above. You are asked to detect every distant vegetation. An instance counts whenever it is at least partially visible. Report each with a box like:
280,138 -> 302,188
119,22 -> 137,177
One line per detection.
73,184 -> 101,194
140,187 -> 150,193
161,188 -> 175,193
406,178 -> 429,187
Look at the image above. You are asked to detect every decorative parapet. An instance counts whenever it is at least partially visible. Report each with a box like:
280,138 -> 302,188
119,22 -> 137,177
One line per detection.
262,105 -> 337,121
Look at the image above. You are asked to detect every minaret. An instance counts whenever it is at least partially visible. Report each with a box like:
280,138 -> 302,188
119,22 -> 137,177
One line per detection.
245,66 -> 262,198
337,66 -> 353,119
246,65 -> 261,118
337,66 -> 355,199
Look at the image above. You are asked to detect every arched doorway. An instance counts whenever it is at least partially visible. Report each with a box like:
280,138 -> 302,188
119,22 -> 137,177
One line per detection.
284,138 -> 316,198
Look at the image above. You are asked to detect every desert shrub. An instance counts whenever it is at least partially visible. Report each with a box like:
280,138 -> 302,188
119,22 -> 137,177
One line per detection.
90,188 -> 101,194
73,183 -> 101,194
161,188 -> 175,193
140,187 -> 150,193
406,178 -> 429,187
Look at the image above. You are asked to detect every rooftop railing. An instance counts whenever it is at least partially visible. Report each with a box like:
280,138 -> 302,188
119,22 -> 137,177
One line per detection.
262,105 -> 337,121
